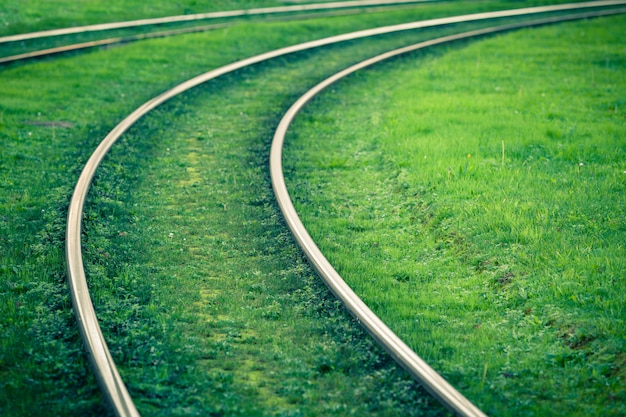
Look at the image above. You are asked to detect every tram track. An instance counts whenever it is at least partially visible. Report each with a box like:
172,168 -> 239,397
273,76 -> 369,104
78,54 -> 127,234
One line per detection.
0,0 -> 436,65
62,2 -> 625,416
0,0 -> 437,44
0,4 -> 451,66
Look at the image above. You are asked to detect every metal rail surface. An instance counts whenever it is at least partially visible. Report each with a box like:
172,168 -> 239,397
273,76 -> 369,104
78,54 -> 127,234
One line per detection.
65,2 -> 626,416
0,0 -> 436,44
269,8 -> 626,417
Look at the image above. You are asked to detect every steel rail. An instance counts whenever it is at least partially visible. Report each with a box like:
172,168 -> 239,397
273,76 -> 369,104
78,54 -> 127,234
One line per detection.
66,3 -> 626,416
0,0 -> 436,44
0,4 -> 430,66
0,23 -> 229,66
269,8 -> 626,417
3,0 -> 623,65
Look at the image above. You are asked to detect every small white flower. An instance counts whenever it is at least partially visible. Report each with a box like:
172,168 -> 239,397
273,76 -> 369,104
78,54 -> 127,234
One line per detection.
168,232 -> 174,238
578,162 -> 584,166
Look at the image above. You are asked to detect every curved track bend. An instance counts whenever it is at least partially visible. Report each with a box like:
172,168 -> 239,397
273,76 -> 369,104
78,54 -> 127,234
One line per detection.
65,2 -> 626,416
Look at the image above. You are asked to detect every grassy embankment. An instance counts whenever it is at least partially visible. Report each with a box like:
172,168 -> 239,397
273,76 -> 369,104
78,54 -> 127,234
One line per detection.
0,1 -> 561,415
284,14 -> 626,417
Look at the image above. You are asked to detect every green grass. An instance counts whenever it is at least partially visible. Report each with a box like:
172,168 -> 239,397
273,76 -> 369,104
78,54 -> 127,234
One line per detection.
2,1 -> 623,416
0,2 -> 534,415
284,14 -> 626,416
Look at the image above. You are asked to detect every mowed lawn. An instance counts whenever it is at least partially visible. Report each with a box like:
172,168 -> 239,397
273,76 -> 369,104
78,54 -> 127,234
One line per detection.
284,14 -> 626,417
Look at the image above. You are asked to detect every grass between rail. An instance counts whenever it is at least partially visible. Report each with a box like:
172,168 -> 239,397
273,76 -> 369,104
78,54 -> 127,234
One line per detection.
91,57 -> 449,416
284,14 -> 626,417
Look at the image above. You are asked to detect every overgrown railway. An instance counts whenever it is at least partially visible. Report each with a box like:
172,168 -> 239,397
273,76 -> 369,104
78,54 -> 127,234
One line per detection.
5,1 -> 623,416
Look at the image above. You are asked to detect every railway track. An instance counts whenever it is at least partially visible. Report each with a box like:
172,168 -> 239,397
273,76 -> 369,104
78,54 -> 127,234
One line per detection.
0,0 -> 436,44
61,2 -> 626,416
0,0 -> 436,65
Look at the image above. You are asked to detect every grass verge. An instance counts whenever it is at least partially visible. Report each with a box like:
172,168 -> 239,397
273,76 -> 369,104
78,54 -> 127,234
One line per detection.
284,14 -> 626,416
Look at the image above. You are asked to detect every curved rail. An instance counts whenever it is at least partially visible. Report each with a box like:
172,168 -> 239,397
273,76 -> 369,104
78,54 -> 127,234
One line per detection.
269,8 -> 626,417
0,0 -> 435,44
4,1 -> 623,66
0,2 -> 432,66
66,3 -> 626,416
0,22 -> 230,65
